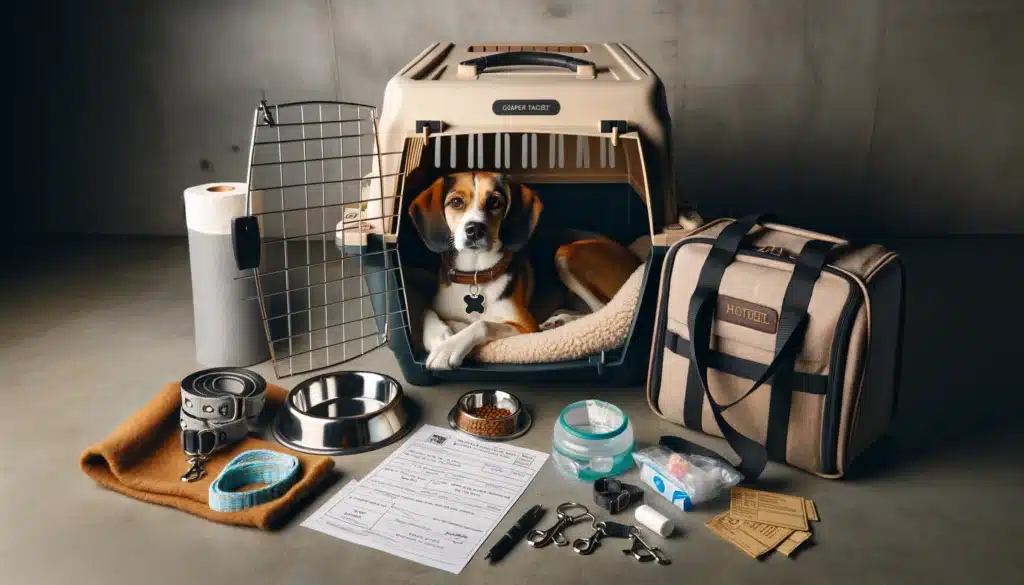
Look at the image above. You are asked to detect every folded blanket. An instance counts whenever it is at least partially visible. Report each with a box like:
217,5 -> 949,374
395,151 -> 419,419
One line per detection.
80,381 -> 335,530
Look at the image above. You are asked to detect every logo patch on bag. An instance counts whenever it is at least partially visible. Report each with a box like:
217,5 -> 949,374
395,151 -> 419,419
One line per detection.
716,295 -> 779,334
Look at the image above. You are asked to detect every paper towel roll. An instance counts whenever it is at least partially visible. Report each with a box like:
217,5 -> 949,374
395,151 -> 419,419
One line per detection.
184,183 -> 269,368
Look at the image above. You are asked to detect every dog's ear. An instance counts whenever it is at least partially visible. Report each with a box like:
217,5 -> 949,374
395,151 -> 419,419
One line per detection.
500,181 -> 543,251
407,176 -> 452,253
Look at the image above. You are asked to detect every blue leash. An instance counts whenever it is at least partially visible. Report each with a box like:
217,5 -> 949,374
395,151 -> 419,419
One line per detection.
208,450 -> 301,513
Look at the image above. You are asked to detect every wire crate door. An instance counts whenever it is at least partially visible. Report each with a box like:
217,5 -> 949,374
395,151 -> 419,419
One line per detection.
243,101 -> 406,378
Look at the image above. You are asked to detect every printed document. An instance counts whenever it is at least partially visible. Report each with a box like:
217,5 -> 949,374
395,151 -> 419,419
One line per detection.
301,424 -> 549,574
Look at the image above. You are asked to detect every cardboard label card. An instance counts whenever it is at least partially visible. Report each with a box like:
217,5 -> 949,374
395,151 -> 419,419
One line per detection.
730,487 -> 809,531
804,498 -> 819,522
777,530 -> 812,557
705,512 -> 795,559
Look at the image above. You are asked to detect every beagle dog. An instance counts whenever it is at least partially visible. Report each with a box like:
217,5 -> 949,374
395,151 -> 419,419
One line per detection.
407,171 -> 641,370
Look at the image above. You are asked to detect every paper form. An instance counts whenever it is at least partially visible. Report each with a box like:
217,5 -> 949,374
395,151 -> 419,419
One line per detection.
729,487 -> 809,531
705,511 -> 795,559
301,424 -> 549,574
777,530 -> 812,557
804,498 -> 820,522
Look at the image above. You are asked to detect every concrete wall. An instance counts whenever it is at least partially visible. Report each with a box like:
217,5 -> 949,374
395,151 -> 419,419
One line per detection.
15,0 -> 1024,237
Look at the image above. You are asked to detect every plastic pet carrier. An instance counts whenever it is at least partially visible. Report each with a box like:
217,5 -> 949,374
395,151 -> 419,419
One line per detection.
232,42 -> 696,386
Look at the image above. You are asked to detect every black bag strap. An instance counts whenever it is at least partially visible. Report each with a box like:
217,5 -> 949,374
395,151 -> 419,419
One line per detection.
672,215 -> 841,481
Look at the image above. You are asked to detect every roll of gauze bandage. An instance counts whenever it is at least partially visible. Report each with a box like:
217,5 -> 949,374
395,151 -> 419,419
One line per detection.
635,504 -> 674,537
184,183 -> 269,367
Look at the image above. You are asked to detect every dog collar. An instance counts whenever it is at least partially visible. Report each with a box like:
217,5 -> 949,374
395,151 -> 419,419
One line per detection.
593,478 -> 645,514
178,368 -> 267,482
441,251 -> 515,285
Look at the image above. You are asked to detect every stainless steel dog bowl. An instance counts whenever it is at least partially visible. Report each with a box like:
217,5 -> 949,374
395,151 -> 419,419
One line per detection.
273,371 -> 414,455
447,389 -> 532,441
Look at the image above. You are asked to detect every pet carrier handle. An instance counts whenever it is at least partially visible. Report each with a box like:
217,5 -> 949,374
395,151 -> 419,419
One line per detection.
458,51 -> 596,79
684,215 -> 842,480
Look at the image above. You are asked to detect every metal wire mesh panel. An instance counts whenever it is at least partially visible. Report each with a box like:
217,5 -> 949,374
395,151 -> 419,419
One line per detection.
243,101 -> 406,378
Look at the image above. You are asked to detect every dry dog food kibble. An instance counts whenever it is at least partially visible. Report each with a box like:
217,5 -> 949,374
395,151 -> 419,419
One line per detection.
474,406 -> 512,419
460,405 -> 516,436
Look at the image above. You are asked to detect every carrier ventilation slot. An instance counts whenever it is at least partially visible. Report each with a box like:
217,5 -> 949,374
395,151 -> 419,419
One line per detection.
430,133 -> 616,170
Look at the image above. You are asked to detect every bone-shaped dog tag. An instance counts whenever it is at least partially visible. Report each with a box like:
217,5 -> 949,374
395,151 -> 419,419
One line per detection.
464,294 -> 485,314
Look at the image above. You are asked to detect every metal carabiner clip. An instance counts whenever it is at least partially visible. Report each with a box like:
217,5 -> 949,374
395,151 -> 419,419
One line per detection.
572,521 -> 607,555
527,502 -> 592,548
621,527 -> 672,565
527,515 -> 572,548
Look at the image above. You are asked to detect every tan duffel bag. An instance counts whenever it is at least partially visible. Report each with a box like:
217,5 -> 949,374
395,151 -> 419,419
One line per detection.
646,214 -> 906,479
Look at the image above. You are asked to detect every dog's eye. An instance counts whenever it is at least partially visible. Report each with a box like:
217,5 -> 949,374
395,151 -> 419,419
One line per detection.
447,198 -> 465,210
486,195 -> 503,211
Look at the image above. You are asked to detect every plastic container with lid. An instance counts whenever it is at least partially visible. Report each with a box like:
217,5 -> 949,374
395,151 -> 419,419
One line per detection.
551,400 -> 635,481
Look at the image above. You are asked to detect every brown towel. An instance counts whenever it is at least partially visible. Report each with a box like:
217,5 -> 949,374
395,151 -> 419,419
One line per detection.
80,381 -> 336,530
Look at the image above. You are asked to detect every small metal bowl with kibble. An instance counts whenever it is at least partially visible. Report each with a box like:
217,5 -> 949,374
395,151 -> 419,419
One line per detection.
447,390 -> 532,441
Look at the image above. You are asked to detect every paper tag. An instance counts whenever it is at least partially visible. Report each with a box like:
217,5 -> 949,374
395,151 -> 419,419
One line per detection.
705,512 -> 794,559
342,206 -> 362,224
341,206 -> 373,231
777,530 -> 812,557
804,498 -> 819,522
729,487 -> 809,531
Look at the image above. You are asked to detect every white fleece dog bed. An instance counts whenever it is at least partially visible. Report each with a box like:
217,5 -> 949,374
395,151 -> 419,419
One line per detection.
401,237 -> 652,364
471,260 -> 646,363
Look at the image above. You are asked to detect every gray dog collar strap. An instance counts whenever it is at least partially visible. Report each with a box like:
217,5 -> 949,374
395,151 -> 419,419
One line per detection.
178,368 -> 267,482
180,368 -> 267,423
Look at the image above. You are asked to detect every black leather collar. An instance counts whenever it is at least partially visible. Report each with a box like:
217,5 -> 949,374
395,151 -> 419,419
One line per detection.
593,478 -> 644,514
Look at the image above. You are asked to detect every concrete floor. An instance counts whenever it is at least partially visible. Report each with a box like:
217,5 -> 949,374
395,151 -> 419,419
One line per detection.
2,236 -> 1022,585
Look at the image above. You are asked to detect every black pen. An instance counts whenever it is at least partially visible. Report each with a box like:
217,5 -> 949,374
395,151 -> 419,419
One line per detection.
484,504 -> 546,564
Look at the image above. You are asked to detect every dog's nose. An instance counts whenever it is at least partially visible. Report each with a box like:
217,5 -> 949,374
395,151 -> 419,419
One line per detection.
464,222 -> 487,240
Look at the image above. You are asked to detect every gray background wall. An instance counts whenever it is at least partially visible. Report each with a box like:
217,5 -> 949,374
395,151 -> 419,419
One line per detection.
14,0 -> 1024,238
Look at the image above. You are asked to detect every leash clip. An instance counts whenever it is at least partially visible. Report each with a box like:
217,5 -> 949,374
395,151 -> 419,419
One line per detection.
180,428 -> 217,483
180,455 -> 208,483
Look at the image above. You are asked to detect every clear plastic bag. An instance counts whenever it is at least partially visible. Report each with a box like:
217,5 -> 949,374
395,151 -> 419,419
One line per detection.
632,445 -> 743,511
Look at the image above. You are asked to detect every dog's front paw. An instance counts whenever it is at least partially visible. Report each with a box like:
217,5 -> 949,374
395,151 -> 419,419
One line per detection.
425,337 -> 470,371
539,310 -> 581,331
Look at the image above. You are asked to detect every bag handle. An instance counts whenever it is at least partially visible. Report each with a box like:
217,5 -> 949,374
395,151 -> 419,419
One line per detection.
705,213 -> 850,252
761,222 -> 850,247
458,51 -> 597,79
678,215 -> 841,480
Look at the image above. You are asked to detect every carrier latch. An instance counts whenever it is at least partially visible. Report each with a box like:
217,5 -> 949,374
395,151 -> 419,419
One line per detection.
258,98 -> 276,127
415,120 -> 444,140
600,120 -> 629,146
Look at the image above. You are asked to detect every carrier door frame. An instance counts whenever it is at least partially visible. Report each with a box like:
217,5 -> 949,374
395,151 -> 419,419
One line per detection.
241,100 -> 408,379
391,129 -> 656,246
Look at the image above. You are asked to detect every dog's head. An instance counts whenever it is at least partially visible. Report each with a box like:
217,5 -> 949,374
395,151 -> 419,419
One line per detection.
407,172 -> 543,254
